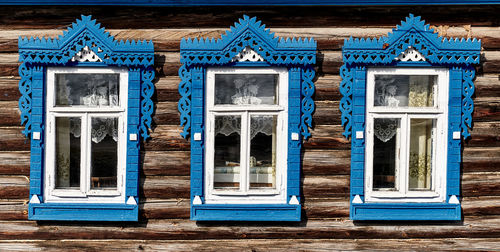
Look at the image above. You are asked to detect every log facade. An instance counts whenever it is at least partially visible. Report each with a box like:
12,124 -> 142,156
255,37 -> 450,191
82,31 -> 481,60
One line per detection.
0,4 -> 499,250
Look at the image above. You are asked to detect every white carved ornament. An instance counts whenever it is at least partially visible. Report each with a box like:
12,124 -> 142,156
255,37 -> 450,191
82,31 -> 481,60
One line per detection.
232,46 -> 264,62
396,47 -> 426,62
71,46 -> 103,62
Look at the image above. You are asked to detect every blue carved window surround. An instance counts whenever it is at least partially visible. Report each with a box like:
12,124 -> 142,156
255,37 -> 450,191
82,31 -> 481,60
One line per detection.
18,15 -> 154,221
340,14 -> 480,221
179,16 -> 316,221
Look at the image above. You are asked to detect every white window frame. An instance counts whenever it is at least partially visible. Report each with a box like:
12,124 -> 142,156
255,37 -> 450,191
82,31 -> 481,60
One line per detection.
44,67 -> 128,203
205,67 -> 288,204
365,68 -> 448,203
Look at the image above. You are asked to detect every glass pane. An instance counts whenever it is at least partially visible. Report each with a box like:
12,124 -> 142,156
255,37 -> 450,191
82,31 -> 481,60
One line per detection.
249,115 -> 277,189
409,119 -> 435,190
214,74 -> 278,105
373,118 -> 400,190
55,117 -> 81,189
214,115 -> 241,189
374,75 -> 436,107
55,73 -> 119,107
90,117 -> 118,189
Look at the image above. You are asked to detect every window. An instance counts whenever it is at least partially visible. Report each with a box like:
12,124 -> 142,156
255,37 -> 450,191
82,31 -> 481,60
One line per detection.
18,15 -> 154,221
365,68 -> 448,202
179,15 -> 316,221
340,14 -> 480,220
45,67 -> 127,203
205,68 -> 288,204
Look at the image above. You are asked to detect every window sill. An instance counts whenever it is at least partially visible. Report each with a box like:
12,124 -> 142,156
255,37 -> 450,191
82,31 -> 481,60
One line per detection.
351,202 -> 461,221
191,204 -> 301,221
29,203 -> 138,221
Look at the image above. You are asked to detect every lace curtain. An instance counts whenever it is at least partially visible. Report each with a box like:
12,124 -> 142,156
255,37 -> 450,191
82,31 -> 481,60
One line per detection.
69,117 -> 118,143
373,75 -> 434,142
215,115 -> 274,139
214,74 -> 277,105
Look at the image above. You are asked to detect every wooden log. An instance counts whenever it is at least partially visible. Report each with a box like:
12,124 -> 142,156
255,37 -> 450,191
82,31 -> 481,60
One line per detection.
0,151 -> 29,176
0,215 -> 499,240
0,175 -> 28,199
0,238 -> 499,251
142,151 -> 190,176
0,200 -> 27,220
1,5 -> 499,29
0,127 -> 29,152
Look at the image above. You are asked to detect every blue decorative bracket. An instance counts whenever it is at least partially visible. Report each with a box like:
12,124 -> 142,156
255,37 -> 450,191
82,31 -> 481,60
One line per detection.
18,15 -> 155,221
341,14 -> 481,221
179,15 -> 316,221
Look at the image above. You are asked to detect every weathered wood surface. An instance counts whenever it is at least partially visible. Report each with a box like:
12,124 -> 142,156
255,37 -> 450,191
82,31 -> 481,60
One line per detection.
2,172 -> 500,200
1,5 -> 500,29
0,5 -> 499,251
0,216 -> 499,240
1,196 -> 499,221
0,238 -> 499,251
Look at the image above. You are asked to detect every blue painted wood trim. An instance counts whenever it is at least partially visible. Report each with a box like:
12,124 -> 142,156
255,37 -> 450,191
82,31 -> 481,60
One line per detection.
190,67 -> 205,203
288,67 -> 302,203
2,0 -> 500,6
29,203 -> 138,221
181,16 -> 316,221
19,16 -> 155,221
447,67 -> 462,198
351,203 -> 461,221
341,14 -> 481,221
29,66 -> 45,200
192,204 -> 301,221
350,67 -> 366,199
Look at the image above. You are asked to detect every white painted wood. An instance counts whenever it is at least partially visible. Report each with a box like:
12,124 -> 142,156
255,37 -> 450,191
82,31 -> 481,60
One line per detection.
396,47 -> 426,62
291,132 -> 299,141
32,132 -> 40,140
355,131 -> 364,139
352,195 -> 363,204
204,67 -> 288,204
449,195 -> 460,204
232,46 -> 265,62
29,195 -> 40,204
192,196 -> 202,205
193,132 -> 202,141
126,196 -> 137,205
453,131 -> 461,140
44,67 -> 128,204
129,133 -> 138,141
71,46 -> 103,62
289,195 -> 299,205
364,68 -> 448,203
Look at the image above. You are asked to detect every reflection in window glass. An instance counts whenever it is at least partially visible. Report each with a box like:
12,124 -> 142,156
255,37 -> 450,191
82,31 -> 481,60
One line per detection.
55,74 -> 119,107
90,117 -> 118,189
373,118 -> 400,190
214,74 -> 278,105
409,119 -> 434,190
374,75 -> 436,107
55,117 -> 81,189
250,115 -> 277,189
214,115 -> 241,189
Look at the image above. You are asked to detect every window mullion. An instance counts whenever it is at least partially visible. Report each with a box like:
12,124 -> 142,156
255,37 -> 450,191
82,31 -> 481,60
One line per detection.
240,111 -> 249,194
400,114 -> 409,196
82,113 -> 90,195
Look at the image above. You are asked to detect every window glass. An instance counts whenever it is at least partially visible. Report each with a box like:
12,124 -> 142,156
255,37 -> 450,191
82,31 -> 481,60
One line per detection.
373,118 -> 400,190
90,117 -> 118,189
214,74 -> 278,105
374,75 -> 435,107
214,115 -> 241,190
55,73 -> 119,107
55,117 -> 81,189
249,115 -> 277,189
409,118 -> 435,190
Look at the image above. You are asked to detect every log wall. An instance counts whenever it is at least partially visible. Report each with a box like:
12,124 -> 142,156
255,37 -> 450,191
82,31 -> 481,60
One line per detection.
0,5 -> 499,251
